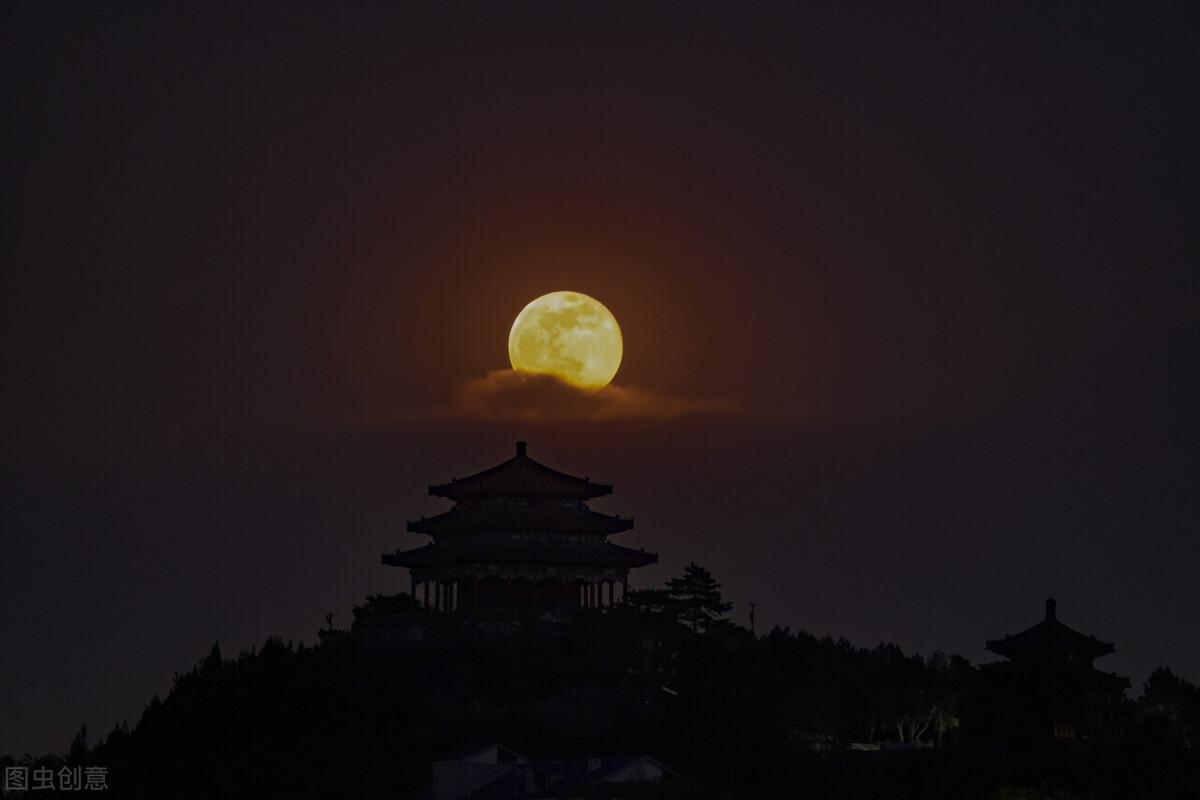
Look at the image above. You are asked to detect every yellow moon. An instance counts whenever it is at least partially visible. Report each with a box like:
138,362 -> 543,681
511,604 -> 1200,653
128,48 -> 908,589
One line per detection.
508,291 -> 623,389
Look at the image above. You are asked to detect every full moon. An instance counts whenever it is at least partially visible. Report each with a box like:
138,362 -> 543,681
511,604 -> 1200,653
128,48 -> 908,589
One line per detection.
508,291 -> 623,389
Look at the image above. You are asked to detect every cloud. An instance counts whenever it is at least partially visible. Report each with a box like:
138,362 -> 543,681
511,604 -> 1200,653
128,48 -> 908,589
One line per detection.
427,370 -> 728,421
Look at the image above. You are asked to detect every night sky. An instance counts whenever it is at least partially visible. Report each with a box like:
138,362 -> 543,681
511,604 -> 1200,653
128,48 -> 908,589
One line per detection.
3,3 -> 1197,756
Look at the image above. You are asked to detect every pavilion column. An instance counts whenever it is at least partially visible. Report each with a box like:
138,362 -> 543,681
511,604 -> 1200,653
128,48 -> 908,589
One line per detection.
606,581 -> 614,606
423,581 -> 430,609
410,575 -> 416,600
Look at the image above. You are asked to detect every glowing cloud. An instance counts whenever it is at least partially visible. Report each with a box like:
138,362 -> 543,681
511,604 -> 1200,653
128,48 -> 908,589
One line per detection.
429,370 -> 726,422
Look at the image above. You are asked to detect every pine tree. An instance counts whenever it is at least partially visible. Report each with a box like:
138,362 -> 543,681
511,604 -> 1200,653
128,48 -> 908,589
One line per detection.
67,724 -> 89,764
666,562 -> 732,632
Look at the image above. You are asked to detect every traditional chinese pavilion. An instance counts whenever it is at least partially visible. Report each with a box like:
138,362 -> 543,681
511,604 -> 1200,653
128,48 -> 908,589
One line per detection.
382,441 -> 657,614
984,598 -> 1129,740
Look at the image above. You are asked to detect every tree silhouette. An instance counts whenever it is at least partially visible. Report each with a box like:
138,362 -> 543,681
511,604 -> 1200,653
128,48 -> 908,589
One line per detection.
21,589 -> 1200,798
67,724 -> 89,765
1140,666 -> 1200,751
622,587 -> 677,617
666,562 -> 733,632
352,592 -> 418,625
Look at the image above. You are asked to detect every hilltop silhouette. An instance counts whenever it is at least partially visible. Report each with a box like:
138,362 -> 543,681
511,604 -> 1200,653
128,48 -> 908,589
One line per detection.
7,438 -> 1200,798
8,564 -> 1198,799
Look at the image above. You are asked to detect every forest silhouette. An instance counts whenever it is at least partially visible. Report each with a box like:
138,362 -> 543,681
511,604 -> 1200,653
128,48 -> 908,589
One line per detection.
5,564 -> 1199,799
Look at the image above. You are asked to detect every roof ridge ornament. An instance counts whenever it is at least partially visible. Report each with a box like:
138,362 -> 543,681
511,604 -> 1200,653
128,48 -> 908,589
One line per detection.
428,443 -> 615,500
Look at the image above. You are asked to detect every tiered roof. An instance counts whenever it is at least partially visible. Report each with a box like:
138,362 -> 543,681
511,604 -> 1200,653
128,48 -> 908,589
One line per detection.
428,440 -> 612,501
986,598 -> 1116,661
383,442 -> 657,575
383,540 -> 656,569
408,505 -> 632,535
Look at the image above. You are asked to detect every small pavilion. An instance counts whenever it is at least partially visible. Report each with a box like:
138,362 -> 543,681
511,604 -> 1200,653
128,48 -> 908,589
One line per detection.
382,441 -> 657,614
985,598 -> 1129,740
986,598 -> 1123,668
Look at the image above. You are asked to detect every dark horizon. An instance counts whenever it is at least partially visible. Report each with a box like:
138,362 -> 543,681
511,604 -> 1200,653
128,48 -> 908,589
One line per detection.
2,3 -> 1197,757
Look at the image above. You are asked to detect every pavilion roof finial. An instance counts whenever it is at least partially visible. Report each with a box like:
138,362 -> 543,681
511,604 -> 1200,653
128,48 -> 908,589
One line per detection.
426,441 -> 614,501
986,594 -> 1119,664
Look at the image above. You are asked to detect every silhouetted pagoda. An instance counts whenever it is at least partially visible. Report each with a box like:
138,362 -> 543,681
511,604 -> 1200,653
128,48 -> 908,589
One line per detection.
984,598 -> 1129,741
383,441 -> 657,614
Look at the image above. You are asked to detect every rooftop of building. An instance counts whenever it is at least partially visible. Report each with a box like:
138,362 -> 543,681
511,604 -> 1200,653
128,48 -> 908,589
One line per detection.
986,598 -> 1117,662
383,539 -> 657,569
408,504 -> 633,535
428,441 -> 613,501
